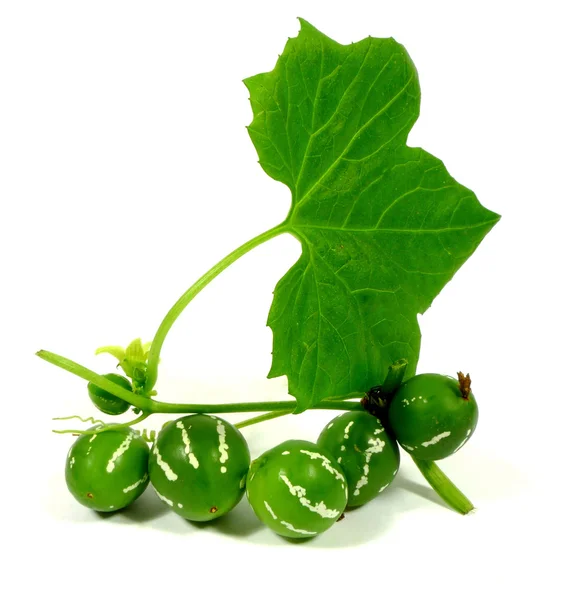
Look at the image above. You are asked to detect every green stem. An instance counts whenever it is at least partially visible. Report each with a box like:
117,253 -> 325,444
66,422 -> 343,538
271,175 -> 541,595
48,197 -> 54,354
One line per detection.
36,349 -> 363,415
150,399 -> 361,414
362,358 -> 408,418
38,349 -> 153,410
380,358 -> 408,396
144,224 -> 288,393
234,409 -> 293,429
411,456 -> 475,515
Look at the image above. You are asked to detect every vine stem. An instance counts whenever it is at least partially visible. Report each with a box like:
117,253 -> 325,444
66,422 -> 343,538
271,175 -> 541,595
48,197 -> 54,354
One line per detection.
411,456 -> 475,515
36,349 -> 363,415
143,223 -> 288,394
150,399 -> 361,414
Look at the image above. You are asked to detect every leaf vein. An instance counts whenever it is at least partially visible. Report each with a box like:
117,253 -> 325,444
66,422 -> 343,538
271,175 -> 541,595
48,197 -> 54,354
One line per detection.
294,41 -> 375,190
293,71 -> 416,215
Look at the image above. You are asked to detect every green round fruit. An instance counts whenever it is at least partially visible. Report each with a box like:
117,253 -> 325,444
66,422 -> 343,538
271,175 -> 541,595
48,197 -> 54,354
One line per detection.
389,373 -> 478,460
317,411 -> 400,507
87,374 -> 132,415
148,414 -> 250,521
65,426 -> 150,512
246,440 -> 348,539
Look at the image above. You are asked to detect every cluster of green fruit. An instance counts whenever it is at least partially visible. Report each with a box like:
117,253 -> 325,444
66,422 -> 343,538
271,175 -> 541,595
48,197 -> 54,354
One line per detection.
65,372 -> 477,539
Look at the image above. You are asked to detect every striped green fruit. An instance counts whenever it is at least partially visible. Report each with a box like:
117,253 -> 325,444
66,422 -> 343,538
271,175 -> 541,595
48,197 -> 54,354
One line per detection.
65,426 -> 150,512
87,373 -> 132,415
389,373 -> 478,460
247,440 -> 348,539
317,411 -> 400,507
148,414 -> 250,521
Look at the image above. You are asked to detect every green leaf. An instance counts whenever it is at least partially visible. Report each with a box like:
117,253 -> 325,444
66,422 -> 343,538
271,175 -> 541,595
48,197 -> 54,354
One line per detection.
94,338 -> 153,386
125,338 -> 146,364
95,345 -> 126,362
245,19 -> 500,412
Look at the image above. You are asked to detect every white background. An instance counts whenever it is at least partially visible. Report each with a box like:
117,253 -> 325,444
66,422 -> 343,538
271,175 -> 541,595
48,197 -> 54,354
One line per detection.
1,1 -> 571,598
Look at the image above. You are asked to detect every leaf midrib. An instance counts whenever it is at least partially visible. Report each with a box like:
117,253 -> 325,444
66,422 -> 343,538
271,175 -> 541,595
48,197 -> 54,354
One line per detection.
286,218 -> 500,235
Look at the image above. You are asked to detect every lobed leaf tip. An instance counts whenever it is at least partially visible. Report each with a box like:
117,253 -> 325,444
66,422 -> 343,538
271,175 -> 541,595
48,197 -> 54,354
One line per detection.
297,17 -> 316,31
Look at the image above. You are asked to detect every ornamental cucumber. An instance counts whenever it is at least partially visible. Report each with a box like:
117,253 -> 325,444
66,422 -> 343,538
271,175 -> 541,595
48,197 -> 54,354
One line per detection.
65,426 -> 150,512
246,439 -> 348,539
389,373 -> 478,460
148,414 -> 250,521
318,411 -> 400,507
87,373 -> 132,416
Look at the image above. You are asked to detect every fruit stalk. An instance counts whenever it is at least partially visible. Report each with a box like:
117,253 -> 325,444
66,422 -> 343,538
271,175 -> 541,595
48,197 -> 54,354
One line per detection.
361,358 -> 408,420
234,409 -> 293,429
380,358 -> 409,396
411,456 -> 475,515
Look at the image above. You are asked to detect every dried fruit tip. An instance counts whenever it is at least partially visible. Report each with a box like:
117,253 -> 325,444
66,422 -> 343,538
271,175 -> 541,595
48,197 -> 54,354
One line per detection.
457,372 -> 471,400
